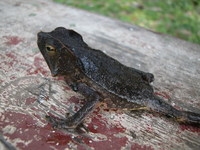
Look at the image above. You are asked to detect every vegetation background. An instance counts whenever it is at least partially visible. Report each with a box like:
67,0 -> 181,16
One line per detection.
54,0 -> 200,44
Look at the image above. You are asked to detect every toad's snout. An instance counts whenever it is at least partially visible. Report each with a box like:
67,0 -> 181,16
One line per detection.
37,31 -> 46,40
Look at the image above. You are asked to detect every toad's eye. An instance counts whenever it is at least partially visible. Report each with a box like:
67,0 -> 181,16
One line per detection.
45,45 -> 56,55
46,45 -> 55,52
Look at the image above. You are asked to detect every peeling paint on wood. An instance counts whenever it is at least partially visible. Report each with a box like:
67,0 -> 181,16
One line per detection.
3,36 -> 24,46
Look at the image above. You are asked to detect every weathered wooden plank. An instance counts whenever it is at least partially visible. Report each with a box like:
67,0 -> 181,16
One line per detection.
0,0 -> 200,149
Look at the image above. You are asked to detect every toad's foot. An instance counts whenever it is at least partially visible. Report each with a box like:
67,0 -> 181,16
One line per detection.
46,115 -> 89,133
46,115 -> 74,129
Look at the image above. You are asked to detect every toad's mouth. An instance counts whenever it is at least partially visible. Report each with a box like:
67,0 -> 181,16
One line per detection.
46,59 -> 59,77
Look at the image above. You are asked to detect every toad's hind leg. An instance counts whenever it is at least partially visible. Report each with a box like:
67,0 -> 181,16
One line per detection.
146,96 -> 200,125
47,83 -> 100,130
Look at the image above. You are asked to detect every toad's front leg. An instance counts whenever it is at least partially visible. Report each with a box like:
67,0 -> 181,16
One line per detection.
46,83 -> 100,130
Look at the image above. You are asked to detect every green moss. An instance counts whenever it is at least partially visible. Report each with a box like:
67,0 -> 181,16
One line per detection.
54,0 -> 200,44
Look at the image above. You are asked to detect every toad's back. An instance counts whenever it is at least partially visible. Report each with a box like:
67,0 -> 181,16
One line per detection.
73,46 -> 154,100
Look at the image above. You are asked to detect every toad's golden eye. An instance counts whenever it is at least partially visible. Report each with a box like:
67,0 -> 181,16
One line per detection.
45,45 -> 56,55
46,45 -> 55,52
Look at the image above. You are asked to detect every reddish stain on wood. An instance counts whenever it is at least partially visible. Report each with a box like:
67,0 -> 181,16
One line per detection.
55,76 -> 65,81
24,97 -> 37,105
1,109 -> 132,149
1,111 -> 81,149
85,115 -> 128,150
26,56 -> 49,76
0,52 -> 19,72
131,143 -> 154,150
154,92 -> 170,100
3,36 -> 23,45
6,52 -> 17,59
46,131 -> 72,146
34,56 -> 48,75
1,111 -> 51,150
61,84 -> 71,91
67,96 -> 81,104
179,124 -> 200,134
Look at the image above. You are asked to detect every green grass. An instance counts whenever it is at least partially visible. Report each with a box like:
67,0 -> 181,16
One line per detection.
54,0 -> 200,44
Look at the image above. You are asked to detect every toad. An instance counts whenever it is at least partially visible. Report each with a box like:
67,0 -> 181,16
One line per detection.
37,27 -> 200,130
